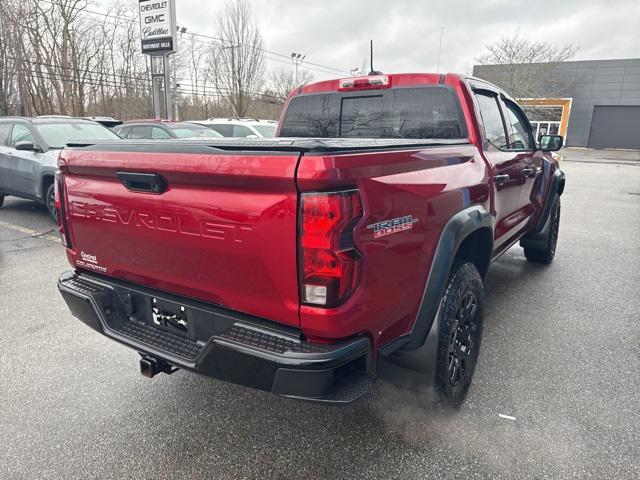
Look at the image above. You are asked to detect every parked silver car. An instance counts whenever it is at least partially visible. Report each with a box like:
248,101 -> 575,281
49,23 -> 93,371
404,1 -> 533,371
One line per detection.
113,120 -> 224,140
0,117 -> 121,220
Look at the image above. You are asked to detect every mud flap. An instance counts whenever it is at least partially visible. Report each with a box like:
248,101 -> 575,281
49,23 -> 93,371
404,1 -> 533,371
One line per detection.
377,302 -> 442,398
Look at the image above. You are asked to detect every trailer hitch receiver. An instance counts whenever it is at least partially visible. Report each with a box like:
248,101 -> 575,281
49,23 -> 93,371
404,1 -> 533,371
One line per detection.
140,355 -> 178,378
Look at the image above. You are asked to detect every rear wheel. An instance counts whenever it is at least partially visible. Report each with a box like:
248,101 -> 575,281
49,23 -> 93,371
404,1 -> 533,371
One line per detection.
0,195 -> 4,208
45,183 -> 56,222
434,261 -> 484,408
524,194 -> 560,264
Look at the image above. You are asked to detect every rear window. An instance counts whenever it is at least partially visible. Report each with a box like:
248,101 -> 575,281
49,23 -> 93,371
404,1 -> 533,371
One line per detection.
170,124 -> 222,138
36,122 -> 120,148
0,124 -> 11,145
279,86 -> 465,139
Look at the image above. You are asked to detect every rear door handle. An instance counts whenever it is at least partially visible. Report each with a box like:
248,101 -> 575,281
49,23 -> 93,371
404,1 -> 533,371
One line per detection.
117,172 -> 167,193
495,174 -> 510,186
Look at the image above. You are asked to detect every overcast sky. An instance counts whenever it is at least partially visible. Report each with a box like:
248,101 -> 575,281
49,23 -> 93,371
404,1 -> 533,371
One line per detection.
164,0 -> 640,80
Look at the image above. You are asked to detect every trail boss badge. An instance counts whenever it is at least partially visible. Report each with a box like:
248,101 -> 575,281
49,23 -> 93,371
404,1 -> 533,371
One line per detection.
367,215 -> 419,238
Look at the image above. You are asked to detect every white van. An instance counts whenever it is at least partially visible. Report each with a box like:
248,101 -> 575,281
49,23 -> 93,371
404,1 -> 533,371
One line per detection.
192,118 -> 278,138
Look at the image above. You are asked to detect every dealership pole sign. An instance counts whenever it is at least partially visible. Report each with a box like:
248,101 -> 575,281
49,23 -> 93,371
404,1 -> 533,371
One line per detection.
139,0 -> 177,55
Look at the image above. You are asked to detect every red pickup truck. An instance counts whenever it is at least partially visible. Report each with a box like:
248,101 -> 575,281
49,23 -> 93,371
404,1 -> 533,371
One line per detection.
56,73 -> 565,407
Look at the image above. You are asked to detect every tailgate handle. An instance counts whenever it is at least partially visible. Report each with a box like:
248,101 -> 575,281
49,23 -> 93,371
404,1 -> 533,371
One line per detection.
117,172 -> 167,194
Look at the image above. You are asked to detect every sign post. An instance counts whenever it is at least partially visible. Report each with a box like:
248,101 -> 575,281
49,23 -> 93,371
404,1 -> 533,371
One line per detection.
139,0 -> 177,120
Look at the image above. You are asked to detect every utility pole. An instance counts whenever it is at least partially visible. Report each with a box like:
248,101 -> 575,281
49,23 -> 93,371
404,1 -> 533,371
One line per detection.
436,26 -> 445,73
291,52 -> 306,84
163,55 -> 172,120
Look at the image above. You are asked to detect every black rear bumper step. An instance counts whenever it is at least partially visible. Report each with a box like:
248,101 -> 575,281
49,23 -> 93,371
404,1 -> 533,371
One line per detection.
58,271 -> 374,404
119,321 -> 202,360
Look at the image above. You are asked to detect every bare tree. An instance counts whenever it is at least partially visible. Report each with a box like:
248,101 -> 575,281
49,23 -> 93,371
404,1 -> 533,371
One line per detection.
476,34 -> 579,98
268,68 -> 313,103
0,0 -> 19,115
0,0 -> 153,118
211,0 -> 265,117
0,0 -> 275,120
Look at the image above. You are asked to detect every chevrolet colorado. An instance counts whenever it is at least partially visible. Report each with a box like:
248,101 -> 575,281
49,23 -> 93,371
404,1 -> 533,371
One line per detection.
56,73 -> 565,406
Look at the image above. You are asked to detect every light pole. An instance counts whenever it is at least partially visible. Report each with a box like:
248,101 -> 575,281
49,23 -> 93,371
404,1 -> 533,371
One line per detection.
436,26 -> 445,73
223,43 -> 241,116
291,52 -> 306,84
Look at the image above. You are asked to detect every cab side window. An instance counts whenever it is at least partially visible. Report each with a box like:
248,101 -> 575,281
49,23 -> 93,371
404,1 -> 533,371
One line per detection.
474,92 -> 508,149
502,99 -> 534,151
10,124 -> 35,147
116,126 -> 131,139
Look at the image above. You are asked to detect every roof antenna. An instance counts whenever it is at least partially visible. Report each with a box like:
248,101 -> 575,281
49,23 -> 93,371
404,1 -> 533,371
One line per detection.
369,40 -> 382,75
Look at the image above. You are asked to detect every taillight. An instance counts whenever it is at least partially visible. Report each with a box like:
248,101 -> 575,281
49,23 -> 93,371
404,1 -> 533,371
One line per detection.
338,75 -> 390,91
55,171 -> 72,248
300,190 -> 363,307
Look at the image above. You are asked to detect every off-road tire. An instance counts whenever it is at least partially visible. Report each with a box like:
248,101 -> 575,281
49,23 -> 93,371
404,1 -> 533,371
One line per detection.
524,194 -> 560,264
45,183 -> 56,222
434,260 -> 484,408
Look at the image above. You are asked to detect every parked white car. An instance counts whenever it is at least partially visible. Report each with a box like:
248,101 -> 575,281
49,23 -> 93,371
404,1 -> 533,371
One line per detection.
191,118 -> 278,138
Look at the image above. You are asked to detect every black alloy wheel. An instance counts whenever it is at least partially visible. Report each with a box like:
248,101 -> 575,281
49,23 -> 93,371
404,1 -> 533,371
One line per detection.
448,290 -> 479,386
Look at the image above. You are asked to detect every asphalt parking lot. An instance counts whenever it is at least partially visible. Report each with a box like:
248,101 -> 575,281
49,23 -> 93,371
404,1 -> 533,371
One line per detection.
1,149 -> 639,480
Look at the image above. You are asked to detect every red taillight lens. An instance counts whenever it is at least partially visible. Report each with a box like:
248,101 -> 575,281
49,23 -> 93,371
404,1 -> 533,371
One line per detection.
55,171 -> 72,248
300,190 -> 363,307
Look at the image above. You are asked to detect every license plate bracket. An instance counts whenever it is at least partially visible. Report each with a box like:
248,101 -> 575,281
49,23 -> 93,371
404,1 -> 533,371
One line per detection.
150,297 -> 192,338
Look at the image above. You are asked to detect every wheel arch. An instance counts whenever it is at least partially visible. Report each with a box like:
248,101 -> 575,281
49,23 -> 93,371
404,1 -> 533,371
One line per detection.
453,226 -> 493,279
384,205 -> 493,354
41,173 -> 55,203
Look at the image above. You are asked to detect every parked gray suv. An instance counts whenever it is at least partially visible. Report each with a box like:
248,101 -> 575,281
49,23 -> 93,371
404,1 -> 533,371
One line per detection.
0,117 -> 120,220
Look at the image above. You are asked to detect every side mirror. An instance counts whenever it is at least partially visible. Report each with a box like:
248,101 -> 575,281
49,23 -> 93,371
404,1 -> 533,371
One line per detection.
14,141 -> 41,152
539,135 -> 563,152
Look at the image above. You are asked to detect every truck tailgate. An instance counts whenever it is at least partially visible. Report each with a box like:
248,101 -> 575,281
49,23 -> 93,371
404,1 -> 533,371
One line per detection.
59,147 -> 301,326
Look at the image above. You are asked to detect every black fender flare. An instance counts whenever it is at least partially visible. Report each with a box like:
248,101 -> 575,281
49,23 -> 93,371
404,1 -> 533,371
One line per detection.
380,204 -> 493,359
520,169 -> 565,250
531,169 -> 565,233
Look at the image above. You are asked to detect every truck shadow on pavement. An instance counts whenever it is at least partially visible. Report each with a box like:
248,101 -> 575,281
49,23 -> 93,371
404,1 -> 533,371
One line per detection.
119,249 -> 558,478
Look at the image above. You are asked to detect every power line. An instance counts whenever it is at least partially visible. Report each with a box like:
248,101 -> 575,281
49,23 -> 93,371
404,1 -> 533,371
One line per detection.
34,0 -> 349,76
15,67 -> 284,106
180,30 -> 349,76
8,56 -> 283,101
4,55 -> 150,84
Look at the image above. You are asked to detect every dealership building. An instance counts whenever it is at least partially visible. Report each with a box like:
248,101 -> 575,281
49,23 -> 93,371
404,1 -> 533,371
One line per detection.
473,58 -> 640,149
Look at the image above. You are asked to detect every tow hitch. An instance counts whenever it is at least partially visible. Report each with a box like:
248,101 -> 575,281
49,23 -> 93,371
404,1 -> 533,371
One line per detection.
139,355 -> 179,378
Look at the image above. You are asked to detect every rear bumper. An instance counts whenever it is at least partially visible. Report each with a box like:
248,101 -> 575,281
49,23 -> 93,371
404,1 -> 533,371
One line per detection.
58,271 -> 373,404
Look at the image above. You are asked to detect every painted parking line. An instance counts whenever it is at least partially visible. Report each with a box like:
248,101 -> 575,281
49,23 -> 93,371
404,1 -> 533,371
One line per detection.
0,219 -> 61,243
